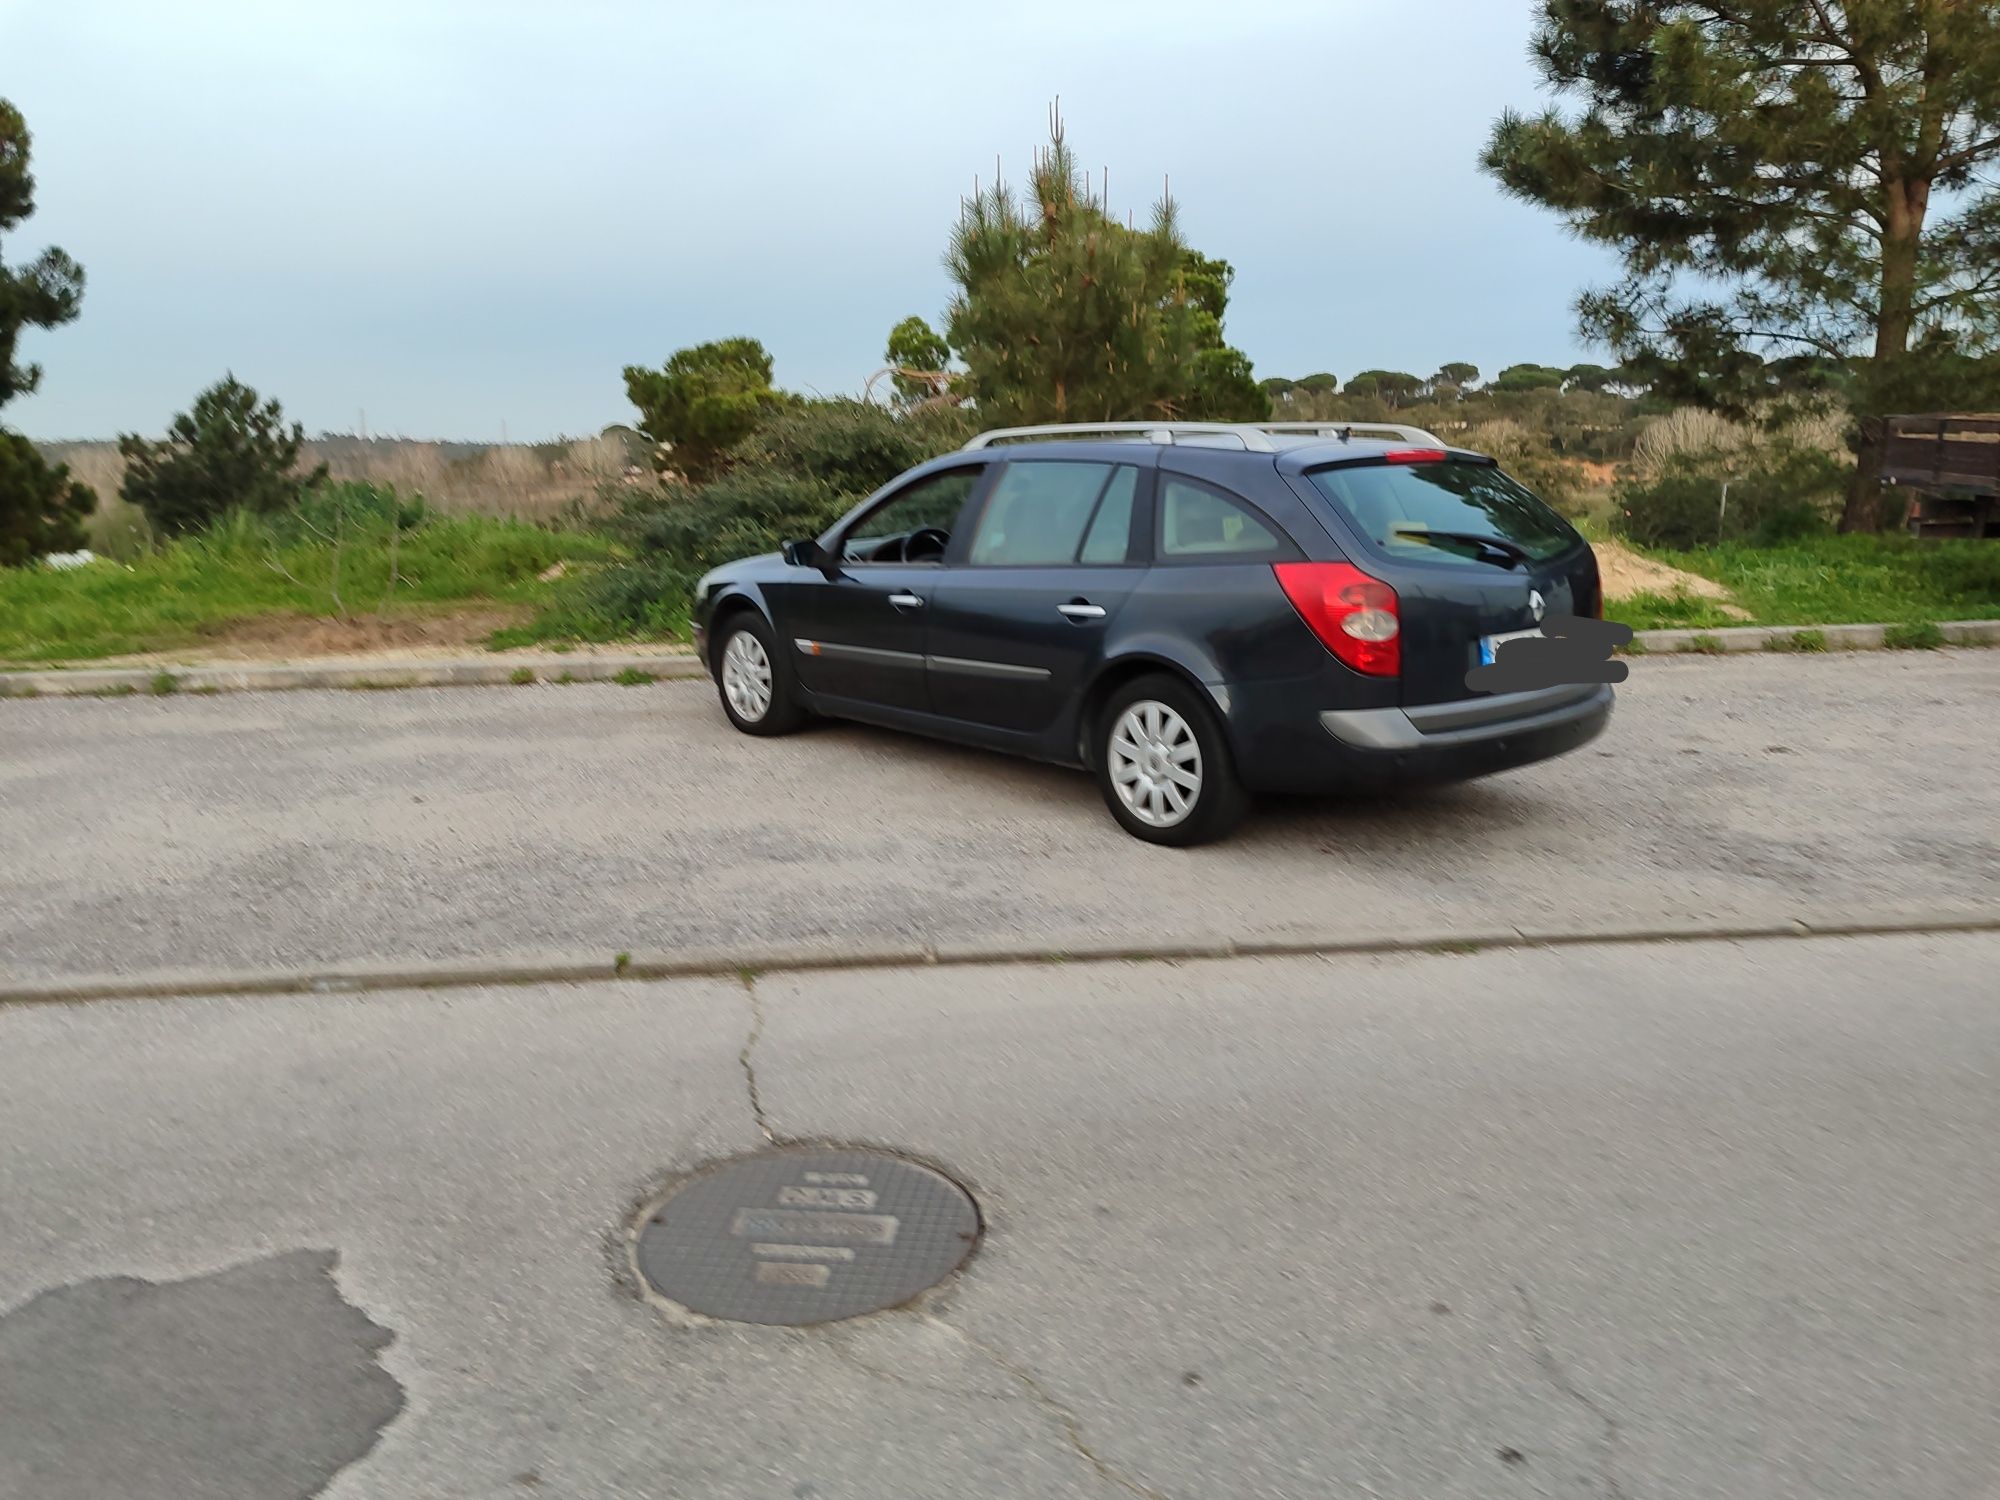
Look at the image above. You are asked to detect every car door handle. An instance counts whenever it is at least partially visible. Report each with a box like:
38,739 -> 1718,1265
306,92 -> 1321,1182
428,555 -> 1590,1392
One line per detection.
888,593 -> 925,610
1057,601 -> 1106,620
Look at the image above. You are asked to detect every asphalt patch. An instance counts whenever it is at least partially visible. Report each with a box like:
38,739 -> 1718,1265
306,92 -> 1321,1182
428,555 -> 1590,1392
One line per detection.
0,1249 -> 404,1499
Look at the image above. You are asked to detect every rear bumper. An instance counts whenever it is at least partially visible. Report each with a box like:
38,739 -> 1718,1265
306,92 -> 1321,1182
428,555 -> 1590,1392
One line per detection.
1225,680 -> 1613,793
1321,682 -> 1613,752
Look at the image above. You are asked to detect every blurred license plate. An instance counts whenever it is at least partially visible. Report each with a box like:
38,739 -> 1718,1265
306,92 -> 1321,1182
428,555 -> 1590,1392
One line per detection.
1479,628 -> 1542,665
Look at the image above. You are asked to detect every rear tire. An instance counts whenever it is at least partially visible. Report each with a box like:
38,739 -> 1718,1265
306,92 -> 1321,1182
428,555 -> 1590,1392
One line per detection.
1094,674 -> 1247,846
713,612 -> 804,736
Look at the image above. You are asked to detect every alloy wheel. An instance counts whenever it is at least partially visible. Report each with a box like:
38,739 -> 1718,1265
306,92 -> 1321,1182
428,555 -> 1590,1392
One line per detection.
1107,700 -> 1203,828
721,630 -> 773,723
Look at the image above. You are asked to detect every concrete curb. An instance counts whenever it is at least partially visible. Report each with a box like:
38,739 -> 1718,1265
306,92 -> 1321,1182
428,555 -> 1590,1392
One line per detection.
5,909 -> 1996,1008
0,650 -> 707,697
1630,619 -> 2000,654
6,619 -> 1997,698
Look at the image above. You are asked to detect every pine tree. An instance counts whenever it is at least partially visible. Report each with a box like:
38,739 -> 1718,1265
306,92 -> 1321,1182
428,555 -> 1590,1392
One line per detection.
942,108 -> 1268,425
622,338 -> 779,482
119,377 -> 325,535
0,98 -> 93,565
0,100 -> 83,411
1483,1 -> 2000,531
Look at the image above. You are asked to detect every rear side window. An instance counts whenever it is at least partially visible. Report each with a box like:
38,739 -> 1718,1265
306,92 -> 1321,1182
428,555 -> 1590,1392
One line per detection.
1308,460 -> 1578,567
969,462 -> 1136,566
1157,476 -> 1292,560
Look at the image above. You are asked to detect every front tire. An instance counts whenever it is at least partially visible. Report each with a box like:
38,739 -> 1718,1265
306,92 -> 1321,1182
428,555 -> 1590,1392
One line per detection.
1094,674 -> 1246,846
714,613 -> 804,736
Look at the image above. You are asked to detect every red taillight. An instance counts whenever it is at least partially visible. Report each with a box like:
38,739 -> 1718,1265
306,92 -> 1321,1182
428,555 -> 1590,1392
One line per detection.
1383,448 -> 1448,465
1273,562 -> 1401,677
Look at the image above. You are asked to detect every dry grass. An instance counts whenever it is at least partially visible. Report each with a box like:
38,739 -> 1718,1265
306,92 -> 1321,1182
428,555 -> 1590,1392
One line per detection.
39,433 -> 652,551
1628,405 -> 1849,478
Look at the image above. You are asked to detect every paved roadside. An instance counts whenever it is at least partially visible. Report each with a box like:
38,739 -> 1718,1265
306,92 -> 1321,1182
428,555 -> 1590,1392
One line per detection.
2,932 -> 1993,1498
3,651 -> 1997,984
3,621 -> 1995,696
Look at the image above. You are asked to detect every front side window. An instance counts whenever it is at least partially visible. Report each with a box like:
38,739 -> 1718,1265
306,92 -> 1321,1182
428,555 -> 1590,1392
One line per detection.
842,467 -> 983,564
1157,477 -> 1292,559
1307,460 -> 1578,567
967,462 -> 1136,567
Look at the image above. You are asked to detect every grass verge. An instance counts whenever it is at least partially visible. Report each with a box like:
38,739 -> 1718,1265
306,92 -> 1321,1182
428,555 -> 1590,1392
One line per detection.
1610,535 -> 2000,631
0,506 -> 618,665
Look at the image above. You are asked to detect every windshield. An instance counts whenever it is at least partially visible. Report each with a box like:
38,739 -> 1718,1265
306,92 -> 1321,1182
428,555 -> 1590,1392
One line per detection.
1308,459 -> 1579,567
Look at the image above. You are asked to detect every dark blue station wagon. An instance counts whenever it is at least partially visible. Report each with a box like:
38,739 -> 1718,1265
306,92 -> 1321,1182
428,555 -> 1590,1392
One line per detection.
690,422 -> 1613,845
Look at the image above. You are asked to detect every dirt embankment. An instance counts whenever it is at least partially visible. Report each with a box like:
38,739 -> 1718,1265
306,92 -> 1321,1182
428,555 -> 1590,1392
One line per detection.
1595,539 -> 1749,617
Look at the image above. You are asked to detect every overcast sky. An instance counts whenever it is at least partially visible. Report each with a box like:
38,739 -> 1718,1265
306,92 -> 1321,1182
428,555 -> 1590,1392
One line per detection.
3,0 -> 1617,441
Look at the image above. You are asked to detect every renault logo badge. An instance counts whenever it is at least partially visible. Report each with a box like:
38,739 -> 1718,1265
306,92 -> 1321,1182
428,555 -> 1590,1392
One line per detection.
1529,589 -> 1547,622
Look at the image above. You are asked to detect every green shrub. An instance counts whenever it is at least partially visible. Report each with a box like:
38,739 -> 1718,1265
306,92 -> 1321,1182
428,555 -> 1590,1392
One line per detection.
624,470 -> 849,571
281,481 -> 428,541
1613,443 -> 1848,549
0,431 -> 94,567
518,469 -> 849,643
511,400 -> 973,648
119,377 -> 327,536
730,399 -> 973,495
1883,620 -> 1944,650
508,666 -> 535,685
1686,633 -> 1727,654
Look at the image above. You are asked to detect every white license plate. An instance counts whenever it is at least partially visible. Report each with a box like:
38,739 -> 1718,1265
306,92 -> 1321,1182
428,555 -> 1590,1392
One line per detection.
1479,627 -> 1542,665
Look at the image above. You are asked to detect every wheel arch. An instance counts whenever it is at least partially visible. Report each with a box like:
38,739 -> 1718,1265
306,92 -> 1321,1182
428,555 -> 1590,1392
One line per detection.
1075,652 -> 1228,770
705,589 -> 774,673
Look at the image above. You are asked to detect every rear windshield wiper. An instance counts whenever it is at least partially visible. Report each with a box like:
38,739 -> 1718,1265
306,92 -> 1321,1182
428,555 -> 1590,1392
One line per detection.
1392,527 -> 1532,569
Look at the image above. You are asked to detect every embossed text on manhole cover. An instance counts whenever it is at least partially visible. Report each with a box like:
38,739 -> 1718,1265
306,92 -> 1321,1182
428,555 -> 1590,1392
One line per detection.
633,1147 -> 981,1325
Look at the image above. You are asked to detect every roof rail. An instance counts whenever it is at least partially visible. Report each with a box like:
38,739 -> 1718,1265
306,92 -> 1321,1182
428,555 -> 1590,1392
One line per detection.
963,422 -> 1278,451
962,420 -> 1447,452
1253,421 -> 1446,446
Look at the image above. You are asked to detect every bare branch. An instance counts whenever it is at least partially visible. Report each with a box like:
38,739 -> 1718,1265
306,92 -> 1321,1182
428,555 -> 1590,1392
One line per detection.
1939,134 -> 2000,173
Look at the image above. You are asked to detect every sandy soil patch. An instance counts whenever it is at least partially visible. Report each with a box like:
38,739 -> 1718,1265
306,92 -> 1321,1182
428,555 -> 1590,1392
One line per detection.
1595,538 -> 1751,618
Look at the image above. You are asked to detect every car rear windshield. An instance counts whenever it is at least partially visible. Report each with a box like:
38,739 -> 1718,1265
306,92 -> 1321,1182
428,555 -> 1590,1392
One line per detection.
1307,459 -> 1579,568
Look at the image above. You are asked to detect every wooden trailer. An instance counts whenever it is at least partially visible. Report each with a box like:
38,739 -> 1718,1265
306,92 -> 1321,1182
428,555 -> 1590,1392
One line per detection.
1882,414 -> 2000,538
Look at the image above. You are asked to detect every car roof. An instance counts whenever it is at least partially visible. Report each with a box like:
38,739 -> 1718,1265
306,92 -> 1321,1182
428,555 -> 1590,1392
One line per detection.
948,434 -> 1483,472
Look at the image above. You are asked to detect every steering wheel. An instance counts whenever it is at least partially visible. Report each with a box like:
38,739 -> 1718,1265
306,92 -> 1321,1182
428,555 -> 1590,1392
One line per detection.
901,526 -> 950,563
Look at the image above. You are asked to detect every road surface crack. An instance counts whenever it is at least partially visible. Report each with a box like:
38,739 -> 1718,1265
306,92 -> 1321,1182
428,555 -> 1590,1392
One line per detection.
1515,1283 -> 1629,1500
822,1333 -> 1015,1404
737,973 -> 773,1143
925,1315 -> 1170,1500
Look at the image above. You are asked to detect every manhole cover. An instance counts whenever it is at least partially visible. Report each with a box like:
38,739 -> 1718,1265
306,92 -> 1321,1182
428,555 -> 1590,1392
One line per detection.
634,1147 -> 981,1325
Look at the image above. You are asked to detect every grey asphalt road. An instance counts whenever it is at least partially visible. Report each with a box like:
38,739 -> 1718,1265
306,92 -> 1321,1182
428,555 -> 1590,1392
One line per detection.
2,932 -> 1994,1498
4,651 -> 1999,983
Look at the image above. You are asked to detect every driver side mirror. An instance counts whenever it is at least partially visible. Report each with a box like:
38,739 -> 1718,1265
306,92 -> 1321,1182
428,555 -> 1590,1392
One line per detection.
781,538 -> 833,573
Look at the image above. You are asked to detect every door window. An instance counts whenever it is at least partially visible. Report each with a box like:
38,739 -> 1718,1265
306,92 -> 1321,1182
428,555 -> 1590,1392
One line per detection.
842,468 -> 983,564
968,462 -> 1137,567
1077,467 -> 1139,564
1157,476 -> 1294,560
